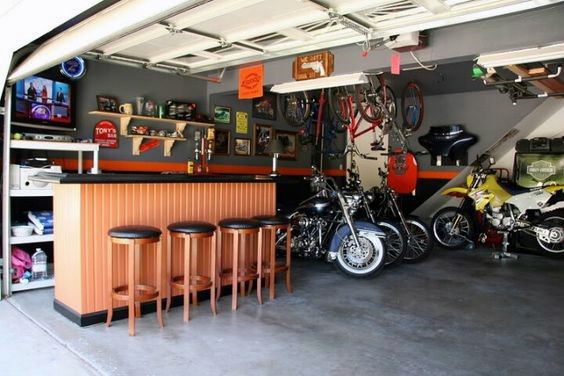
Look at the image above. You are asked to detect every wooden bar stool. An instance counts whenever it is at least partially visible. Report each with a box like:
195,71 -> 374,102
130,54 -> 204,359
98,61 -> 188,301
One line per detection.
217,218 -> 262,311
106,225 -> 163,336
253,215 -> 293,300
165,221 -> 217,322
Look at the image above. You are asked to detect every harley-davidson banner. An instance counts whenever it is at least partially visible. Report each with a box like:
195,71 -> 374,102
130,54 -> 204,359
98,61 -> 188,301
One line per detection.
514,153 -> 564,187
238,64 -> 263,99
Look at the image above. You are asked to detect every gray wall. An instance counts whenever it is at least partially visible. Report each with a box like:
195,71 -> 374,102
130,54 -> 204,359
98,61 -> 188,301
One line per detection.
75,60 -> 207,164
405,90 -> 542,171
208,91 -> 344,170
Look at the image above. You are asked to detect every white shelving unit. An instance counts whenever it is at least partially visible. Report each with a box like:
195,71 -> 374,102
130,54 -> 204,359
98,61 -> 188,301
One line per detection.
3,139 -> 98,296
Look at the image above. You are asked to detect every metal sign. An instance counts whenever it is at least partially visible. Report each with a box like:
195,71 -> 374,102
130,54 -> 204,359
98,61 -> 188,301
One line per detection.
93,120 -> 118,148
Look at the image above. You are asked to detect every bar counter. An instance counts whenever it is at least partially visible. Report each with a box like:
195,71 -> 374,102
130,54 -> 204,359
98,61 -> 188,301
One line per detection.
45,173 -> 276,325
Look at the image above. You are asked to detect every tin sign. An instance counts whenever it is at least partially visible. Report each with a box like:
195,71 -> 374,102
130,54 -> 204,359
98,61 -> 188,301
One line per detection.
93,120 -> 118,148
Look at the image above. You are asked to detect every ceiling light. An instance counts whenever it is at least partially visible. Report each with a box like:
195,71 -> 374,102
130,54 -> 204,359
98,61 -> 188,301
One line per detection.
477,42 -> 564,68
270,72 -> 368,94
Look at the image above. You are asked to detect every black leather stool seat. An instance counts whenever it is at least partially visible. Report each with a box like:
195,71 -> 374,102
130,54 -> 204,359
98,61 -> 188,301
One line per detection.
108,225 -> 162,239
168,221 -> 216,234
252,215 -> 290,226
218,218 -> 260,229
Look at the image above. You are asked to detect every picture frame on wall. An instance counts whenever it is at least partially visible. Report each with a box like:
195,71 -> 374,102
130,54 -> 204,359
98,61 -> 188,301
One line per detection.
96,95 -> 119,113
234,138 -> 251,156
213,129 -> 230,155
274,130 -> 298,160
252,92 -> 277,121
253,123 -> 272,156
214,105 -> 231,124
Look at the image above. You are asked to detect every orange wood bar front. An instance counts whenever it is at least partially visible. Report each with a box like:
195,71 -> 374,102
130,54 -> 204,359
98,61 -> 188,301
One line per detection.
53,181 -> 275,316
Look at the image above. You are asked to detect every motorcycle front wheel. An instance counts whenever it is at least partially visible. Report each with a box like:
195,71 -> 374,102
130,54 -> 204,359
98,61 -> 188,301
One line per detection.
536,209 -> 564,254
375,219 -> 407,266
431,207 -> 475,249
403,217 -> 433,263
335,229 -> 386,278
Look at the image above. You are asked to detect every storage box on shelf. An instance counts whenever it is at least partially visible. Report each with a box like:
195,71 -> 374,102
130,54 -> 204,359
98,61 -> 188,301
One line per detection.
89,111 -> 214,156
11,263 -> 55,292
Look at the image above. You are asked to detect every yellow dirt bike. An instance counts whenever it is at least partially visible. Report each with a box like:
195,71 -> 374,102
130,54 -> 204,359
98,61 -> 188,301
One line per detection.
431,155 -> 563,257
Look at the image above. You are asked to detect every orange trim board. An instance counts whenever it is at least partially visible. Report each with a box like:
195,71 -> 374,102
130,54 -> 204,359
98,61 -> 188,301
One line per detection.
418,170 -> 459,180
51,158 -> 347,176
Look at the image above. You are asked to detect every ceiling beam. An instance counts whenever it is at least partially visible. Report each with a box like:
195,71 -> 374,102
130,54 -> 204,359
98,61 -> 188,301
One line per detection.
506,65 -> 564,93
279,27 -> 314,41
411,0 -> 450,14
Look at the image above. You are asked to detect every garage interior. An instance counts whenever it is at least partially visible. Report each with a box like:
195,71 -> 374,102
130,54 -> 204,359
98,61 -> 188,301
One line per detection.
1,1 -> 563,375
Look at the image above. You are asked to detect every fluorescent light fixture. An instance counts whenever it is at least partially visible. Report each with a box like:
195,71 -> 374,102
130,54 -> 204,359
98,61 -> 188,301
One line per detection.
477,42 -> 564,68
270,72 -> 368,94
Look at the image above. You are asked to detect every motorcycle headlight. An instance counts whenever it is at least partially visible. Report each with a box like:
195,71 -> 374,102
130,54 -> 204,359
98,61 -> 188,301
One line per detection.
365,192 -> 375,204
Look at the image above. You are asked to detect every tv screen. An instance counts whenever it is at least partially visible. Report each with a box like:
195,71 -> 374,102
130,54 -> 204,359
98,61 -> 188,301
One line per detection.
12,74 -> 76,131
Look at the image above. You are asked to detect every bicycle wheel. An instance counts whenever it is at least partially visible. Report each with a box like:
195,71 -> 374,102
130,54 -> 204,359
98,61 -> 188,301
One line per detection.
328,86 -> 356,125
355,74 -> 390,124
377,85 -> 397,119
401,81 -> 424,132
278,91 -> 311,126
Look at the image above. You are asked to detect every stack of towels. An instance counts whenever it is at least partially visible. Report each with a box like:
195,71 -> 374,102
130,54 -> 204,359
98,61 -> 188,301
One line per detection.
28,211 -> 53,235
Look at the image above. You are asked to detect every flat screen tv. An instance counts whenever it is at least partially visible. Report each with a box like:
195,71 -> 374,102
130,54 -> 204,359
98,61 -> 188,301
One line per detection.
12,73 -> 76,131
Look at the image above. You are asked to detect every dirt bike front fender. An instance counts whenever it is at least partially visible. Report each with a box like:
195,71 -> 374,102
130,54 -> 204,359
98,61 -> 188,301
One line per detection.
441,187 -> 469,198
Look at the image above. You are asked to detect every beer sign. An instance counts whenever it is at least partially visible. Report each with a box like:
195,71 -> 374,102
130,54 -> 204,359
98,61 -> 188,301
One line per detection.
93,120 -> 118,148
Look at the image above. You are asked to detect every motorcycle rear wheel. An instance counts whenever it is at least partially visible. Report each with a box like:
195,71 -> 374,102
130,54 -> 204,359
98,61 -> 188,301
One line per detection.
536,209 -> 564,254
431,207 -> 475,250
375,219 -> 407,266
403,217 -> 433,263
335,230 -> 386,278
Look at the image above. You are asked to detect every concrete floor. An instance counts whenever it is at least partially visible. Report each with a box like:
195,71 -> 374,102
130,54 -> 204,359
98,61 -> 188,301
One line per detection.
1,247 -> 564,376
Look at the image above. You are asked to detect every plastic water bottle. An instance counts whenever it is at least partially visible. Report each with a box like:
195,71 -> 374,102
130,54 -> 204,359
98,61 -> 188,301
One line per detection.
31,248 -> 48,280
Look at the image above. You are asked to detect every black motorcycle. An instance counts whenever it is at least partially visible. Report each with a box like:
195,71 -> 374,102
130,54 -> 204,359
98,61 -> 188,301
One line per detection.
278,167 -> 387,278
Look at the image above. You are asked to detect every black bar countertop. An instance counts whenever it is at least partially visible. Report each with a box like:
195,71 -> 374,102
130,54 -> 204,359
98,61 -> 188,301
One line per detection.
31,172 -> 278,184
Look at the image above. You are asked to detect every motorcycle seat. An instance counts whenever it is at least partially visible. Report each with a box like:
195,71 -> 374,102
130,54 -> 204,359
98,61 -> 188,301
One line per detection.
499,181 -> 536,195
418,125 -> 477,160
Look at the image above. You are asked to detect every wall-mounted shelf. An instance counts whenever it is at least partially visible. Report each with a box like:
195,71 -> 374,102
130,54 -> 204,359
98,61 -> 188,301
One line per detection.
89,110 -> 213,157
124,135 -> 186,157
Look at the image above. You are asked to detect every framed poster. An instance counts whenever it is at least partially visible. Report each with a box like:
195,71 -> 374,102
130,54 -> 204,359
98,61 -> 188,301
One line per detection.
213,129 -> 230,155
214,105 -> 231,124
96,95 -> 119,113
253,123 -> 272,156
234,138 -> 251,156
252,92 -> 277,121
274,130 -> 297,160
236,111 -> 248,134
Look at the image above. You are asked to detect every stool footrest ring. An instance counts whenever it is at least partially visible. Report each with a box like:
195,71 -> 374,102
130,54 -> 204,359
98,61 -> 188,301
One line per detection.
112,284 -> 159,302
171,275 -> 212,291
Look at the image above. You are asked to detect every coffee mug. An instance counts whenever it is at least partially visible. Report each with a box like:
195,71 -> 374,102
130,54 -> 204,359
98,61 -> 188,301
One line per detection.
119,103 -> 133,115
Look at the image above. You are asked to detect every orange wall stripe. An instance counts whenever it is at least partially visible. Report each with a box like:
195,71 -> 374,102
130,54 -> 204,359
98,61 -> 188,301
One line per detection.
418,170 -> 459,179
51,158 -> 346,176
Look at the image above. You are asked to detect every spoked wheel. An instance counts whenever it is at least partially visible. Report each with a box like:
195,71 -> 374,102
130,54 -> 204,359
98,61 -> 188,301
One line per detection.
278,91 -> 311,126
401,81 -> 424,132
402,217 -> 433,263
376,85 -> 397,120
355,74 -> 386,123
431,207 -> 475,250
335,230 -> 386,278
328,86 -> 357,126
375,219 -> 407,266
535,210 -> 564,254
